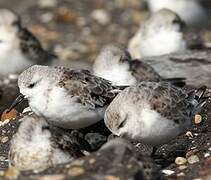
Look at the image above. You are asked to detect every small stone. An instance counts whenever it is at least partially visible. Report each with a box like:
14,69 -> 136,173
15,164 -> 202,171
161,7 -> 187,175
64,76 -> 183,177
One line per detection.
1,109 -> 18,122
39,174 -> 65,180
104,175 -> 119,180
194,114 -> 202,124
38,0 -> 57,8
0,156 -> 6,161
175,157 -> 187,165
89,158 -> 96,164
82,151 -> 90,156
4,167 -> 20,179
177,172 -> 185,177
68,167 -> 84,176
0,136 -> 9,143
54,7 -> 77,23
91,9 -> 110,25
40,13 -> 54,23
178,165 -> 187,170
8,74 -> 18,80
187,155 -> 200,164
68,159 -> 84,167
0,119 -> 10,127
85,133 -> 107,150
186,150 -> 199,158
162,169 -> 175,175
22,107 -> 32,114
185,131 -> 193,138
204,153 -> 210,158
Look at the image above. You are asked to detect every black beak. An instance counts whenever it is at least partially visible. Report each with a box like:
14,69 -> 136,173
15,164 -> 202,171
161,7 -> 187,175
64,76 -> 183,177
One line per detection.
7,94 -> 25,113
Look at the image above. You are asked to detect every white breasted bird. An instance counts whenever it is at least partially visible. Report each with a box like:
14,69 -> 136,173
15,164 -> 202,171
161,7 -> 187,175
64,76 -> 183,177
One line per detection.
128,8 -> 187,58
7,65 -> 124,129
104,81 -> 208,147
93,45 -> 186,86
0,9 -> 56,75
9,114 -> 84,171
145,0 -> 209,28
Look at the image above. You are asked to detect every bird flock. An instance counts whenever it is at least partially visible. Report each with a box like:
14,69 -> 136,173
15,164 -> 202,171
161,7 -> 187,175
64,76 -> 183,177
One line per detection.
0,0 -> 210,173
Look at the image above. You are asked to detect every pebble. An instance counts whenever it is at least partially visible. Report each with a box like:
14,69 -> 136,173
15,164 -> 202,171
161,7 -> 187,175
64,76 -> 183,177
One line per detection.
175,157 -> 187,165
91,9 -> 110,25
162,169 -> 175,175
104,175 -> 119,180
8,74 -> 18,80
54,7 -> 77,23
38,0 -> 57,8
89,158 -> 96,164
4,167 -> 20,179
40,13 -> 54,23
177,172 -> 185,177
186,150 -> 199,158
22,107 -> 32,114
39,174 -> 65,180
178,165 -> 187,170
0,156 -> 6,161
68,167 -> 85,176
0,119 -> 10,127
85,133 -> 107,150
185,131 -> 194,138
204,153 -> 210,158
187,155 -> 200,164
194,114 -> 202,124
0,136 -> 9,143
1,109 -> 18,122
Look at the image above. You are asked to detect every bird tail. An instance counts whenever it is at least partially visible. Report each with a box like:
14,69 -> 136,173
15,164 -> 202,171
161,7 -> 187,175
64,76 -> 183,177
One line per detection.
163,77 -> 186,87
187,86 -> 209,115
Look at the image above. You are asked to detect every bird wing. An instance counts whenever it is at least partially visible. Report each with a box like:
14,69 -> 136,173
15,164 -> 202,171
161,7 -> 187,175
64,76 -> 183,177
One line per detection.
58,68 -> 120,108
138,81 -> 191,124
18,28 -> 57,64
49,126 -> 85,158
129,60 -> 161,82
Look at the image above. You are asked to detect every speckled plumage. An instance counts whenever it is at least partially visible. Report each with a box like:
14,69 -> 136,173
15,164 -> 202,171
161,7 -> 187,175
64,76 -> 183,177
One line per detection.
0,9 -> 56,75
146,0 -> 208,28
18,27 -> 57,65
17,65 -> 124,129
104,81 -> 208,146
9,114 -> 83,171
93,45 -> 185,86
128,9 -> 187,58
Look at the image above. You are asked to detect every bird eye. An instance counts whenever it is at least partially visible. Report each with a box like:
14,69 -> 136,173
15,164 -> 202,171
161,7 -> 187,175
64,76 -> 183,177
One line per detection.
120,50 -> 131,62
118,114 -> 128,129
172,18 -> 180,24
12,20 -> 20,27
118,120 -> 126,129
42,126 -> 50,131
28,83 -> 36,88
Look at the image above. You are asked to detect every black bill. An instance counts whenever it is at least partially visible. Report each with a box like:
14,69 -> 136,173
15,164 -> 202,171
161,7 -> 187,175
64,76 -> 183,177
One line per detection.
7,94 -> 25,113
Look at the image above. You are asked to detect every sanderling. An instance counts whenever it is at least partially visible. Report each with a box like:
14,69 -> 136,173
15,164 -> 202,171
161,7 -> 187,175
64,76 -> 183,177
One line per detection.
9,114 -> 84,171
8,65 -> 124,129
0,9 -> 56,75
93,45 -> 185,86
104,81 -> 208,147
145,0 -> 208,28
128,8 -> 187,58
